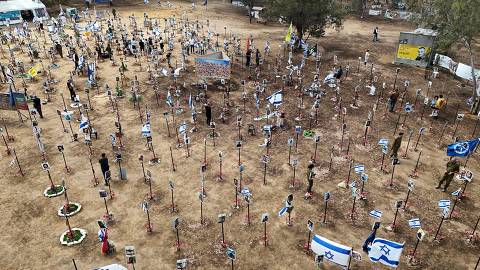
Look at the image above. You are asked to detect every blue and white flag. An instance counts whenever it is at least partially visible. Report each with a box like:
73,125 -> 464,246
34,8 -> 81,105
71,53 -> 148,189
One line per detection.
408,218 -> 421,228
438,199 -> 451,209
354,164 -> 365,174
141,123 -> 151,138
369,210 -> 383,219
87,62 -> 96,84
79,114 -> 89,130
451,188 -> 462,197
8,85 -> 15,107
166,91 -> 173,107
179,122 -> 187,134
367,238 -> 404,268
266,90 -> 283,107
378,138 -> 388,146
278,207 -> 288,217
188,94 -> 194,110
310,235 -> 352,267
447,138 -> 480,157
97,228 -> 106,242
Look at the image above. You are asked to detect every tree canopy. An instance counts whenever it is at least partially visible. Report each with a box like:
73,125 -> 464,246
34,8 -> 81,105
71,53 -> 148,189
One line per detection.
265,0 -> 345,41
407,0 -> 480,111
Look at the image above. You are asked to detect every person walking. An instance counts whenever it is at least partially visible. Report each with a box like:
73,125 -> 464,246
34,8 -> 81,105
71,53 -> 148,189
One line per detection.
364,49 -> 370,65
390,132 -> 403,161
373,27 -> 379,42
204,103 -> 212,126
99,153 -> 110,185
246,49 -> 252,67
67,79 -> 76,101
436,158 -> 460,192
255,49 -> 261,67
55,42 -> 63,58
32,96 -> 44,118
304,164 -> 316,200
387,88 -> 399,112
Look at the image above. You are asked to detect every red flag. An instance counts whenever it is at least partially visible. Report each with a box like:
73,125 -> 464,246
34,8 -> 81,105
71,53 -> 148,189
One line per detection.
101,229 -> 109,254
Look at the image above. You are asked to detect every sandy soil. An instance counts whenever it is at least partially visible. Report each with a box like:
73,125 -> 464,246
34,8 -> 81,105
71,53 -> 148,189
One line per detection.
0,1 -> 479,269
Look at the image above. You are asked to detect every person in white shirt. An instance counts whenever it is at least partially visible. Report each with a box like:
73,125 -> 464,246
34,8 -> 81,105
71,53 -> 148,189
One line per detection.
364,49 -> 370,65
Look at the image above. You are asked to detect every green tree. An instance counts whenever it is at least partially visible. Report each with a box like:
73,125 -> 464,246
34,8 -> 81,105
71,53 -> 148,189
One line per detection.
407,0 -> 480,113
265,0 -> 345,42
241,0 -> 256,23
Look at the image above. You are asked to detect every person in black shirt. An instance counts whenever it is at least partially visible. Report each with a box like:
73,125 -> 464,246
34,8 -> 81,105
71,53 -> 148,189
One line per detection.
99,153 -> 110,185
55,42 -> 63,58
255,49 -> 261,67
246,49 -> 251,67
204,103 -> 212,126
67,79 -> 76,101
32,96 -> 43,118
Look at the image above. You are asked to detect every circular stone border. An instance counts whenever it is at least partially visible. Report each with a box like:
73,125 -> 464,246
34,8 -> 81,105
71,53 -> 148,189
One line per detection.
57,202 -> 82,217
44,185 -> 65,198
60,228 -> 87,246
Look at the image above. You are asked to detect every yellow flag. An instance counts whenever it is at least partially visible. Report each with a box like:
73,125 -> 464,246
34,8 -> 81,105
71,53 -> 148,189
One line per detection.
28,67 -> 38,78
284,22 -> 293,43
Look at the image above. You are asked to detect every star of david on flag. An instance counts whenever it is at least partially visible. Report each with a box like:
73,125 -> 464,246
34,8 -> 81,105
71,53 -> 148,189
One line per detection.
354,164 -> 365,174
310,235 -> 352,267
438,199 -> 451,209
408,218 -> 421,228
369,210 -> 383,219
451,188 -> 462,197
266,90 -> 283,107
367,238 -> 404,268
141,123 -> 151,138
447,138 -> 480,157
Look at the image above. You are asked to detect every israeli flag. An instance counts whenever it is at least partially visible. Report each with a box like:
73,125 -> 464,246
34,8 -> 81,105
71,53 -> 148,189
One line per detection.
310,235 -> 352,267
188,94 -> 194,110
447,138 -> 480,157
369,210 -> 383,219
278,207 -> 288,217
367,238 -> 404,268
354,164 -> 365,174
141,124 -> 151,138
166,91 -> 173,107
451,188 -> 462,197
97,228 -> 106,242
79,114 -> 89,130
87,62 -> 96,84
378,138 -> 388,146
438,199 -> 451,209
408,218 -> 421,228
179,122 -> 187,134
266,90 -> 283,107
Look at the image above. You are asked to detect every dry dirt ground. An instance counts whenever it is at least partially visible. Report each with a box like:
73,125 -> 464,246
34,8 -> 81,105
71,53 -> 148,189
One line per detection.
0,1 -> 479,269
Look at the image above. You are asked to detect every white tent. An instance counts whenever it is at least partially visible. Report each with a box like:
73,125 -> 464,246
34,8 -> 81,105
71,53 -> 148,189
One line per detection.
93,264 -> 128,270
0,0 -> 48,25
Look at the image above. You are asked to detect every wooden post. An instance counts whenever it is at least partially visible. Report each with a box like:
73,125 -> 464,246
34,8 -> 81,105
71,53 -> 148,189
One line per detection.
323,200 -> 328,223
403,189 -> 411,210
433,213 -> 446,241
402,131 -> 413,158
170,146 -> 176,171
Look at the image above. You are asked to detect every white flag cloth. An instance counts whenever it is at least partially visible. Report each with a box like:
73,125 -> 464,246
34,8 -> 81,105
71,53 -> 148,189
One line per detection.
311,235 -> 352,267
141,123 -> 151,138
79,114 -> 89,130
266,90 -> 283,107
367,238 -> 404,268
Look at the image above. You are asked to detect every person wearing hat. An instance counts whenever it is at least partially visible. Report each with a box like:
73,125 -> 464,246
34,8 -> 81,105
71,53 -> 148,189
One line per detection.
436,158 -> 461,192
390,132 -> 403,161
